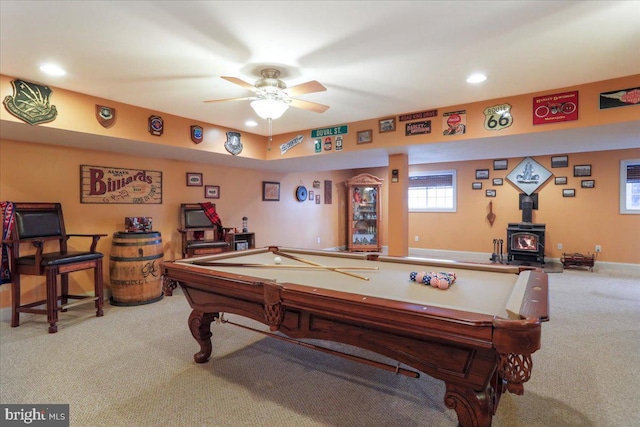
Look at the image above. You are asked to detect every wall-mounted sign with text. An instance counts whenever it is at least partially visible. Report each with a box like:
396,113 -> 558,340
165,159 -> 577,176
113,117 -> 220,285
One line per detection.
80,165 -> 162,204
532,91 -> 578,125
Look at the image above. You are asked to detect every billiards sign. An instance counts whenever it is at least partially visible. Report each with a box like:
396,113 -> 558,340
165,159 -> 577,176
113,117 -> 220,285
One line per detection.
483,103 -> 513,131
3,79 -> 58,125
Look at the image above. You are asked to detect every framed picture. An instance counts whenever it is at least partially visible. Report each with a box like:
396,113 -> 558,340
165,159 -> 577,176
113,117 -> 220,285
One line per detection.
315,194 -> 321,204
262,181 -> 280,201
308,190 -> 314,201
235,241 -> 248,251
551,155 -> 569,168
574,164 -> 592,177
357,129 -> 373,144
581,179 -> 595,188
493,159 -> 508,170
204,185 -> 220,199
472,182 -> 483,190
186,172 -> 203,187
379,117 -> 396,133
486,189 -> 496,197
555,176 -> 567,185
493,178 -> 503,186
475,169 -> 490,179
563,189 -> 576,197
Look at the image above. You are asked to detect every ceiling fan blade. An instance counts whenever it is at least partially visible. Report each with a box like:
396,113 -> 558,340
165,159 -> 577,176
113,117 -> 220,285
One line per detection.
203,96 -> 253,104
289,98 -> 330,113
221,76 -> 256,91
286,80 -> 326,96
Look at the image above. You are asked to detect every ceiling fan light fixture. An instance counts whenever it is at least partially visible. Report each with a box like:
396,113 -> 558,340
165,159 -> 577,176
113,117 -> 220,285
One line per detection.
250,98 -> 289,120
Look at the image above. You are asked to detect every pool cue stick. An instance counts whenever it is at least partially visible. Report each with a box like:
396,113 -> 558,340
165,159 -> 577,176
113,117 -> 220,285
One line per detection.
191,261 -> 378,270
273,250 -> 370,281
222,317 -> 419,379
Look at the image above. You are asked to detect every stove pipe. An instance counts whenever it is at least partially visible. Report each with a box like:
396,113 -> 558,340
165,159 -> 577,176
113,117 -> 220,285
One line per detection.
522,195 -> 534,223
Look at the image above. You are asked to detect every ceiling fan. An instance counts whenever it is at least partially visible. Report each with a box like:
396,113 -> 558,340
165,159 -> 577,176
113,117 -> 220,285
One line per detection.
203,68 -> 329,119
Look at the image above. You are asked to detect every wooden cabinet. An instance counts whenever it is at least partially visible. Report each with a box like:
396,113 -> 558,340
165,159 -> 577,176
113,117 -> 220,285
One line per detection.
226,232 -> 255,251
346,173 -> 382,252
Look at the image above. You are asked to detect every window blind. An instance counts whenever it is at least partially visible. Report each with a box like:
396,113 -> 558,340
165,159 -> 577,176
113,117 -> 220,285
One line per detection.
409,174 -> 453,188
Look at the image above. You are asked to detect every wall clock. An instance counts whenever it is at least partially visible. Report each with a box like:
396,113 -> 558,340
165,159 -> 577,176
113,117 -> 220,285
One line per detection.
296,186 -> 308,202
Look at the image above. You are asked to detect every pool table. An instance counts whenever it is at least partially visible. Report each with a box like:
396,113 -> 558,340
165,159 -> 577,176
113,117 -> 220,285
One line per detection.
162,246 -> 548,427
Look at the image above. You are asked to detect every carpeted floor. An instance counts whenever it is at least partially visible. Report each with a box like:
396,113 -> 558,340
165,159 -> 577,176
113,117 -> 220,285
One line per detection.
1,266 -> 639,427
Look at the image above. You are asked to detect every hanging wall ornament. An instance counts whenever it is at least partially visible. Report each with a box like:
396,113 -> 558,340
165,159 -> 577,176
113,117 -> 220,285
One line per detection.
225,131 -> 242,155
96,105 -> 116,128
3,79 -> 58,125
148,115 -> 164,136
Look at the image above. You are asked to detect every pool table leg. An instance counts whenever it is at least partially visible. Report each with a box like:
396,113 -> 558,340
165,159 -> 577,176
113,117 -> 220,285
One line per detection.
188,310 -> 218,363
444,382 -> 494,427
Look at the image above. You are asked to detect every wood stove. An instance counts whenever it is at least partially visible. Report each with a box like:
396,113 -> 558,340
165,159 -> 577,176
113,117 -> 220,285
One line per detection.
507,194 -> 545,265
507,223 -> 545,264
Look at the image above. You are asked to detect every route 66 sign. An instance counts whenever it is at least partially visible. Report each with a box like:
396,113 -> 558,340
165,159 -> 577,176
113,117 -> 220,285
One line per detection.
483,103 -> 513,131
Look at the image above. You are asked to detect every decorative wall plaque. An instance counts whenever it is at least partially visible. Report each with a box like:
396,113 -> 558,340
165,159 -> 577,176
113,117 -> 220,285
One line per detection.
483,103 -> 513,131
191,125 -> 203,144
148,115 -> 163,136
96,105 -> 116,128
225,131 -> 242,155
3,79 -> 58,125
506,157 -> 552,195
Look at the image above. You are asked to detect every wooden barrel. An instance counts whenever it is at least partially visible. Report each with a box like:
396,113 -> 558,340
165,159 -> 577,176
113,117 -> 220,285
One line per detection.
109,231 -> 164,306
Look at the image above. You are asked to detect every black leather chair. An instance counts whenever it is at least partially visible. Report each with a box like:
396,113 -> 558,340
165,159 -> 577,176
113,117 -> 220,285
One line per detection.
6,202 -> 106,333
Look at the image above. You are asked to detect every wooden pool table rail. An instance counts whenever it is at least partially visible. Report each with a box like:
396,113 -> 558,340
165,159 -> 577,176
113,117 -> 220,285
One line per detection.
162,247 -> 548,427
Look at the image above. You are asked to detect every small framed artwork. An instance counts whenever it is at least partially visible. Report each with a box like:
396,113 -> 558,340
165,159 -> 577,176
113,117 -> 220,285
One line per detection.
486,189 -> 496,197
262,181 -> 280,201
555,176 -> 567,185
563,189 -> 576,197
235,241 -> 249,251
472,182 -> 483,190
493,159 -> 508,170
315,194 -> 321,204
308,190 -> 314,201
379,117 -> 396,133
186,172 -> 203,187
551,155 -> 569,168
204,185 -> 220,199
574,164 -> 592,177
357,129 -> 373,144
476,169 -> 490,179
492,178 -> 503,186
581,179 -> 595,188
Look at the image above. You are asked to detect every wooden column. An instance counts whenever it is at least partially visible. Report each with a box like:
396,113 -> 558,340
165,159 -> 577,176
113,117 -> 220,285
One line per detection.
387,154 -> 408,257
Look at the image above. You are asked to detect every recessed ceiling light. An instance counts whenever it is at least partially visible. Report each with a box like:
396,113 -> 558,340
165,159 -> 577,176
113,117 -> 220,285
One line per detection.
40,64 -> 66,76
245,120 -> 258,127
466,73 -> 487,84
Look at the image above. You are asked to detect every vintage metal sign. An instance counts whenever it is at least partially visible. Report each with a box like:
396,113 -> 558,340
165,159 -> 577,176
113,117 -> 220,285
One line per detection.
280,135 -> 303,155
405,120 -> 432,136
3,79 -> 58,125
80,165 -> 162,204
311,125 -> 348,138
96,105 -> 116,128
483,103 -> 513,131
191,125 -> 203,144
398,109 -> 438,122
533,91 -> 578,125
225,131 -> 243,155
599,87 -> 640,109
442,110 -> 467,135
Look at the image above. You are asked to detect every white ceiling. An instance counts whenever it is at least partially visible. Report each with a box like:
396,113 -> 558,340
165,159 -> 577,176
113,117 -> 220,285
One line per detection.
1,1 -> 639,172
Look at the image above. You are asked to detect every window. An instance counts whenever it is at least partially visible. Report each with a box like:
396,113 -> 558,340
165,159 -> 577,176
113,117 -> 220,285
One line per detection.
408,170 -> 456,212
620,159 -> 640,214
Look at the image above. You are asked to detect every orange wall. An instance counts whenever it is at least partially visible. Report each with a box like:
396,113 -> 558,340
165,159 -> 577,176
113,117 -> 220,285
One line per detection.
403,149 -> 640,264
0,138 -> 354,309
